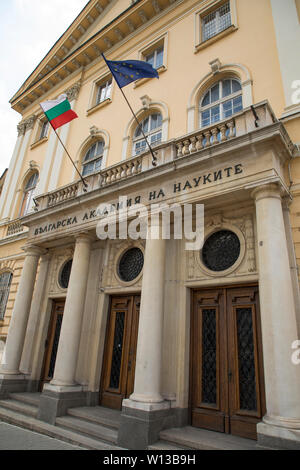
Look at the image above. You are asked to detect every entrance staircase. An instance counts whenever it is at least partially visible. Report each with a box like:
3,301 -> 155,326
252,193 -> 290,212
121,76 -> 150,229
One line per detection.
0,392 -> 123,450
148,426 -> 271,450
0,393 -> 272,450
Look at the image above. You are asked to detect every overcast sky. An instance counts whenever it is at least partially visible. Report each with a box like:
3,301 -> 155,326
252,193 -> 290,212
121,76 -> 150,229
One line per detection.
0,0 -> 89,176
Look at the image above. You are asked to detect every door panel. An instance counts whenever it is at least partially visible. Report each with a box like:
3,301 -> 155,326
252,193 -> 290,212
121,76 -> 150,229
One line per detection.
191,286 -> 265,440
100,295 -> 140,410
40,300 -> 65,388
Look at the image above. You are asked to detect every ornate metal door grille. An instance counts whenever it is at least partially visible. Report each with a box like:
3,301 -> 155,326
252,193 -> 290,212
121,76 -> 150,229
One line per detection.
109,312 -> 125,389
202,309 -> 217,405
236,307 -> 257,411
48,313 -> 63,379
191,287 -> 265,440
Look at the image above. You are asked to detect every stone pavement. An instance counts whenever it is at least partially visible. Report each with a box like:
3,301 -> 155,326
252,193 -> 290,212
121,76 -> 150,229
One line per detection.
0,420 -> 84,450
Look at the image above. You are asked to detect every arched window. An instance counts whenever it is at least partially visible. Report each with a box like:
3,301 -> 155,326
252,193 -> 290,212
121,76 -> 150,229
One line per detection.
20,172 -> 39,217
133,113 -> 162,156
199,79 -> 243,128
82,140 -> 104,176
0,272 -> 13,320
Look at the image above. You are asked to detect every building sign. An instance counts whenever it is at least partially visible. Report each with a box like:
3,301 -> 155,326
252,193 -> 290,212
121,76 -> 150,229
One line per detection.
32,163 -> 244,237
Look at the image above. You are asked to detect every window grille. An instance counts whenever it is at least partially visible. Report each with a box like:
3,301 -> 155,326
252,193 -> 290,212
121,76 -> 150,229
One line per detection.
0,272 -> 13,320
202,1 -> 231,42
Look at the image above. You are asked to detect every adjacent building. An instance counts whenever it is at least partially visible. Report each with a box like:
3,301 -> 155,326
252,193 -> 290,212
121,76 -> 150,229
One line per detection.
0,0 -> 300,449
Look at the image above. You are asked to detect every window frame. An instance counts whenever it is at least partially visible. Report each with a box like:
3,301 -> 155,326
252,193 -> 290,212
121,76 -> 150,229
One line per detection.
132,113 -> 163,156
19,171 -> 39,217
88,73 -> 113,116
135,33 -> 168,88
194,0 -> 238,52
82,140 -> 105,176
95,77 -> 112,106
199,78 -> 243,128
0,271 -> 13,321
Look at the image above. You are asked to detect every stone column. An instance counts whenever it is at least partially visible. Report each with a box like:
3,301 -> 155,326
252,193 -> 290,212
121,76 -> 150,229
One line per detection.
252,183 -> 300,449
20,252 -> 52,384
0,245 -> 44,394
38,233 -> 92,424
118,217 -> 170,449
50,233 -> 92,386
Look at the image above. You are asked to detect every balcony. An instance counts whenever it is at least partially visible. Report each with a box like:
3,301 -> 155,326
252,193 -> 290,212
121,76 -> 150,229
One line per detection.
33,101 -> 294,213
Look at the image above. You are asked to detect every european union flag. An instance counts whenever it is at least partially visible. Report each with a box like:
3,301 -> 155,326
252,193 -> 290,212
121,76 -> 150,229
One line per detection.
102,54 -> 159,88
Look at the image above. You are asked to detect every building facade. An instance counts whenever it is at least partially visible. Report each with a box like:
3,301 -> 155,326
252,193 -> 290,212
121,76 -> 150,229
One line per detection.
0,0 -> 300,449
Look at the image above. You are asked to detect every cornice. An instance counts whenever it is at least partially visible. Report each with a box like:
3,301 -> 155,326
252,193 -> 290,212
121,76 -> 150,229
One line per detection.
10,0 -> 182,114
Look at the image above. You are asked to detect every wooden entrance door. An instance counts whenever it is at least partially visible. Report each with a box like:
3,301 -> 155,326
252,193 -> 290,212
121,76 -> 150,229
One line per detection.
100,295 -> 140,410
40,299 -> 65,388
191,286 -> 266,440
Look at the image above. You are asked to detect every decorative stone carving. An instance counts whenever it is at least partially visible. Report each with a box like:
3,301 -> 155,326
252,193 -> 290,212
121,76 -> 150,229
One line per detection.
89,125 -> 100,137
17,122 -> 26,137
48,247 -> 74,295
139,10 -> 148,23
209,58 -> 221,75
24,115 -> 37,132
187,211 -> 257,280
141,95 -> 151,109
0,259 -> 16,273
65,82 -> 81,102
103,240 -> 145,289
152,0 -> 162,14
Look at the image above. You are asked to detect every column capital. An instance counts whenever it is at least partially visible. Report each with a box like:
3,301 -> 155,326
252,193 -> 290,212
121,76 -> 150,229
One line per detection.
22,245 -> 47,257
251,183 -> 282,202
74,231 -> 94,244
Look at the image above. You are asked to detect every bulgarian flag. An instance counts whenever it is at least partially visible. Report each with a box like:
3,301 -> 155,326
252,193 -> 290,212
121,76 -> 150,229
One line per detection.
40,94 -> 78,130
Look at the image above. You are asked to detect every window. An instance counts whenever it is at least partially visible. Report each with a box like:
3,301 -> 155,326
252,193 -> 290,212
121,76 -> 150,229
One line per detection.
144,45 -> 164,70
202,1 -> 231,42
118,248 -> 144,283
20,172 -> 39,217
202,230 -> 240,272
82,140 -> 104,176
59,259 -> 73,289
133,113 -> 162,156
200,79 -> 242,127
40,121 -> 49,139
0,272 -> 12,320
96,78 -> 112,105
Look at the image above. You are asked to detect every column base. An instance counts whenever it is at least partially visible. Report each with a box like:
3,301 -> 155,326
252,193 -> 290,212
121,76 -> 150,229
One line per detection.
117,399 -> 188,450
0,374 -> 28,398
37,383 -> 89,425
257,416 -> 300,450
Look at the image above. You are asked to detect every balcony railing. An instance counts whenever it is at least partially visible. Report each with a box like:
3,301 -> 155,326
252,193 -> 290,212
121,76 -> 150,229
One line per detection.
33,101 -> 284,212
6,219 -> 24,237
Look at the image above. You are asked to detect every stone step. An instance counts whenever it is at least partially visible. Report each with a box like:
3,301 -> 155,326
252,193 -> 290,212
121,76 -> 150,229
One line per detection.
159,426 -> 264,451
9,393 -> 41,407
148,441 -> 188,451
0,399 -> 38,418
56,415 -> 119,445
67,406 -> 121,430
0,406 -> 124,450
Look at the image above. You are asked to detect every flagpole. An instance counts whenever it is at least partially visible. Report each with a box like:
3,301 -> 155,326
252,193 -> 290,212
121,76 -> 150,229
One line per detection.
101,53 -> 158,166
50,123 -> 88,191
118,87 -> 157,166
